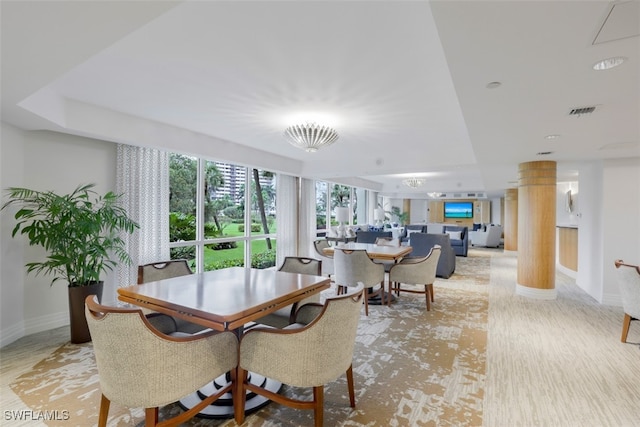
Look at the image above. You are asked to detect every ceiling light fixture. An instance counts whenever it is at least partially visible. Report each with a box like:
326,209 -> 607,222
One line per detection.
593,56 -> 627,71
284,122 -> 339,153
403,177 -> 425,188
486,81 -> 502,89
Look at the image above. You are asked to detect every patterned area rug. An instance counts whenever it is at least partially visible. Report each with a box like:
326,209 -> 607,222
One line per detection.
10,250 -> 492,426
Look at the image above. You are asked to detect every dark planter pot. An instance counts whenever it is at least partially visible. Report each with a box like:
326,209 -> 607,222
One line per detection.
68,281 -> 103,344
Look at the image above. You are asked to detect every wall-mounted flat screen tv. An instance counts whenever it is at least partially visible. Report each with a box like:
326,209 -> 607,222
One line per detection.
444,201 -> 473,219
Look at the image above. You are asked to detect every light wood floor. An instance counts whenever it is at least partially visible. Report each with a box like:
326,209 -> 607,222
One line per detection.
2,250 -> 639,426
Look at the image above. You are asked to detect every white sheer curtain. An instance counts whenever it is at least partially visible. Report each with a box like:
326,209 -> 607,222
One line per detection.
275,174 -> 298,268
298,178 -> 316,258
275,176 -> 316,266
116,144 -> 170,288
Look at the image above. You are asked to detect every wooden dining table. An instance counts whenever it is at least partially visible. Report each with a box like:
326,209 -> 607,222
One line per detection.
117,266 -> 331,418
321,242 -> 412,261
118,266 -> 330,332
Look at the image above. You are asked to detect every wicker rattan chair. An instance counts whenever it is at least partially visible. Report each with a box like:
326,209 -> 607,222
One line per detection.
137,259 -> 206,334
235,284 -> 364,427
389,245 -> 441,310
85,295 -> 238,427
333,249 -> 386,315
313,240 -> 335,278
254,256 -> 323,328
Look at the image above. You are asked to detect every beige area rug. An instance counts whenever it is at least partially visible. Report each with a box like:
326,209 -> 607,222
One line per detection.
10,251 -> 492,427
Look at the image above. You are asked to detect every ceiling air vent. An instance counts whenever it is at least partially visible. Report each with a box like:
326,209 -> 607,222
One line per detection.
569,106 -> 596,116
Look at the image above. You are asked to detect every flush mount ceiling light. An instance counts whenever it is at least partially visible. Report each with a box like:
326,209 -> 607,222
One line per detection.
593,56 -> 627,71
403,177 -> 425,188
284,122 -> 339,153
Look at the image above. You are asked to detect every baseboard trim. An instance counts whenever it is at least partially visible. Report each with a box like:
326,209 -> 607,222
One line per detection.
556,263 -> 577,279
516,283 -> 557,300
24,312 -> 69,338
0,321 -> 25,348
1,312 -> 70,348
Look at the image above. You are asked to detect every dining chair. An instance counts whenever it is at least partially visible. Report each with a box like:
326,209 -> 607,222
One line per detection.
254,256 -> 323,328
374,236 -> 401,273
614,260 -> 640,343
333,249 -> 386,315
235,284 -> 364,427
314,239 -> 335,278
85,295 -> 238,427
389,246 -> 441,310
137,259 -> 206,334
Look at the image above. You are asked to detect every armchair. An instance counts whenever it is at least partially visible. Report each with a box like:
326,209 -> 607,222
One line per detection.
333,249 -> 386,315
313,239 -> 335,278
137,259 -> 207,335
255,257 -> 322,328
389,246 -> 441,310
408,233 -> 456,279
614,260 -> 640,343
443,225 -> 469,257
235,284 -> 364,427
355,230 -> 392,243
469,224 -> 502,248
85,296 -> 238,427
401,224 -> 428,243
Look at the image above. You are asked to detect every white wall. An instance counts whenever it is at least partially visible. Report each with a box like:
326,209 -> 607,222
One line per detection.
490,197 -> 502,225
410,199 -> 428,223
1,123 -> 26,346
574,162 -> 603,300
574,158 -> 640,305
601,158 -> 640,305
0,124 -> 117,347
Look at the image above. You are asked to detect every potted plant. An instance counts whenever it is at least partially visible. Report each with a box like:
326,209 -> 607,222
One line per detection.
390,206 -> 410,226
2,184 -> 139,343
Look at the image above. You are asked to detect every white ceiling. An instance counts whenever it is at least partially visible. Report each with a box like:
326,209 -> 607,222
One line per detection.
2,0 -> 638,199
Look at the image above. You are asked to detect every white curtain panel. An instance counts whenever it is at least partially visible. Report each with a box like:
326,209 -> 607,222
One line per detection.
275,174 -> 298,268
299,178 -> 316,259
368,190 -> 378,225
116,144 -> 170,287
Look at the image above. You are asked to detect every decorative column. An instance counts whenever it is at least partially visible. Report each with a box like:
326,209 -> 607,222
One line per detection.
403,199 -> 411,222
504,188 -> 518,251
516,161 -> 557,299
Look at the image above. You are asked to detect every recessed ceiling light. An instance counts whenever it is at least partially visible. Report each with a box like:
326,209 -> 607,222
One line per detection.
486,81 -> 502,89
545,134 -> 561,140
593,56 -> 627,71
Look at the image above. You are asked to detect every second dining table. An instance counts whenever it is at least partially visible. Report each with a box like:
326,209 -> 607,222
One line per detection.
117,266 -> 331,418
322,242 -> 412,305
321,241 -> 412,261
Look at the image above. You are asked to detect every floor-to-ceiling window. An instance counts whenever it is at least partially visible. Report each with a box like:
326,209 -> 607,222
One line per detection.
314,181 -> 372,237
168,154 -> 276,272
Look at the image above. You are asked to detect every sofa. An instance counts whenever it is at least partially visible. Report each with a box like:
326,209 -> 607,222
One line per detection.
469,224 -> 502,248
407,233 -> 456,279
443,225 -> 469,257
401,224 -> 428,243
355,230 -> 392,244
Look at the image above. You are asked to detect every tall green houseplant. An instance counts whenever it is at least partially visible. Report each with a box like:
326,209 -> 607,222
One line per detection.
2,184 -> 139,343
